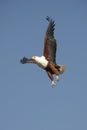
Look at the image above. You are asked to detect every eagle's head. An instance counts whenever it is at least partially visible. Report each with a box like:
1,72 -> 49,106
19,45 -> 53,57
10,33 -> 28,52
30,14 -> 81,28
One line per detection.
32,56 -> 48,69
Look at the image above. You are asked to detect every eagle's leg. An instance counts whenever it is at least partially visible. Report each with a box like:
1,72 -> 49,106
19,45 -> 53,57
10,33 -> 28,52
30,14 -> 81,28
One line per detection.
47,62 -> 60,81
46,70 -> 56,87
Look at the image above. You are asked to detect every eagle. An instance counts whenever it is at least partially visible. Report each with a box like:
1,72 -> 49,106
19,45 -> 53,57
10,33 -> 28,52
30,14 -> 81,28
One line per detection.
20,17 -> 66,87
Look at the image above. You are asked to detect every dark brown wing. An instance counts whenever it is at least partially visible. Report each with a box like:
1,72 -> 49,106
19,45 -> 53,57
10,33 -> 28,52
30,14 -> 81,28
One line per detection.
20,57 -> 36,64
43,16 -> 57,64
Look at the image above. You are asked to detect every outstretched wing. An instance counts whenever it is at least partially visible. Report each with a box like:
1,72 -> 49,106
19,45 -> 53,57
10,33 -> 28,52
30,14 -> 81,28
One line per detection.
43,16 -> 57,64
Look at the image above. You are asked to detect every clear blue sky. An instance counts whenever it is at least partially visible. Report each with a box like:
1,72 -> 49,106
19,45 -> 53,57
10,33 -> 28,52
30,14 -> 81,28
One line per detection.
0,0 -> 87,130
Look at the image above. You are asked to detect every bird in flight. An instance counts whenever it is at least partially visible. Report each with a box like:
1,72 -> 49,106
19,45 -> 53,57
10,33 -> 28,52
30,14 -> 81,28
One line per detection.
20,16 -> 66,87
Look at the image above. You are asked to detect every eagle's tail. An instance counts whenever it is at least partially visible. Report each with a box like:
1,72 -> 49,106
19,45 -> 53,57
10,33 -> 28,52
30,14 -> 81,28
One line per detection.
55,65 -> 66,74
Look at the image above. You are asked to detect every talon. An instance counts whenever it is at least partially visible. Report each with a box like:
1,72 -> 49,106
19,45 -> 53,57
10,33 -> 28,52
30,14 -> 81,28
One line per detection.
56,75 -> 59,81
51,81 -> 56,88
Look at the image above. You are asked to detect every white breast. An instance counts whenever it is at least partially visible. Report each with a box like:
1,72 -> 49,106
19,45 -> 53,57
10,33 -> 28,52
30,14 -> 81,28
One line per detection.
35,56 -> 48,69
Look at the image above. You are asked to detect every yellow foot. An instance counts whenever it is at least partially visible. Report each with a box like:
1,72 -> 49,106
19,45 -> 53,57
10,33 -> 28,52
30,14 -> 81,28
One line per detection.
51,81 -> 56,88
56,75 -> 59,81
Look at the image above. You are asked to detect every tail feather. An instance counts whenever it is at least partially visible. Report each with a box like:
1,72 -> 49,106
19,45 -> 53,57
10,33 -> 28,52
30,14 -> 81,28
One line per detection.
55,65 -> 66,74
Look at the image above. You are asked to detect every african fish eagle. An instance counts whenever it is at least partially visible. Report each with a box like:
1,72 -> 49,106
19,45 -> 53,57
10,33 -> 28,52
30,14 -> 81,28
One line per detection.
20,16 -> 66,87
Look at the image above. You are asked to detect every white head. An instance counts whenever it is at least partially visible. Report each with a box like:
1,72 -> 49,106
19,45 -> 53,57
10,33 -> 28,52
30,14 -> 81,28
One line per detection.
32,56 -> 39,63
32,56 -> 48,69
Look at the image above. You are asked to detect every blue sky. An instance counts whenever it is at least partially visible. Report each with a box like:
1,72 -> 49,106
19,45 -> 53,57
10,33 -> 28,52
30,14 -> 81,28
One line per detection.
0,0 -> 87,130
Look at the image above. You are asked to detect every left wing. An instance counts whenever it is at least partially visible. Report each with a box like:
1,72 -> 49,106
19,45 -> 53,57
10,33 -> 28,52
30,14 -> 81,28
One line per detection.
43,17 -> 57,64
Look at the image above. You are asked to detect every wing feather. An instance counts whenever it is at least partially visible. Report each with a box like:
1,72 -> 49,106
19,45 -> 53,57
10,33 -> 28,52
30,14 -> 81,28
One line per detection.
43,17 -> 57,64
